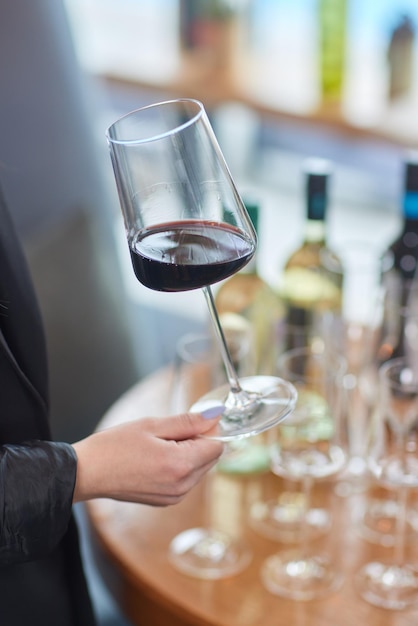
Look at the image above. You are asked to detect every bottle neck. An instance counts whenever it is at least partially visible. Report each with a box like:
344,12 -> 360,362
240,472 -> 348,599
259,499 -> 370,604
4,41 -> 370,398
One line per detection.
307,189 -> 327,221
305,182 -> 327,244
303,218 -> 327,244
402,190 -> 418,224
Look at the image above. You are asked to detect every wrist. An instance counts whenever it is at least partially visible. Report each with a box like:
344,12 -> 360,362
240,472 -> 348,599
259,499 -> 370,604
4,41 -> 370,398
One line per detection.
71,436 -> 103,502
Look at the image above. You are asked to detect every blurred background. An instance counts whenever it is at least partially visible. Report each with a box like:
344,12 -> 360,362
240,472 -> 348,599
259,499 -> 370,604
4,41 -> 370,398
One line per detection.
62,0 -> 418,393
2,0 -> 418,440
1,1 -> 418,622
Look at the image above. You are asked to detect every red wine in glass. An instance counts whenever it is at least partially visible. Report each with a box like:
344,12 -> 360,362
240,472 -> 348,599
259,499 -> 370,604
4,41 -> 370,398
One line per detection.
130,220 -> 255,292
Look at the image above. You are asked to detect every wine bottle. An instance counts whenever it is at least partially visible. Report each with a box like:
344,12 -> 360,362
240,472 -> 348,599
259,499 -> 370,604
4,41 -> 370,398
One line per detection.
215,199 -> 285,376
379,154 -> 418,362
278,158 -> 343,350
388,155 -> 418,303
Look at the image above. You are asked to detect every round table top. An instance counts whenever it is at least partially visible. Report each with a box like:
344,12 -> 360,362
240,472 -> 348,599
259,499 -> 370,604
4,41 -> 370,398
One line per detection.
86,365 -> 418,626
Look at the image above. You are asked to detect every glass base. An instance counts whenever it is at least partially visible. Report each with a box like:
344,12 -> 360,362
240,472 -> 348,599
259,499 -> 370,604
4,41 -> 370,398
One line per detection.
250,498 -> 331,543
360,498 -> 418,547
191,376 -> 297,441
355,561 -> 418,610
261,550 -> 344,601
168,527 -> 252,579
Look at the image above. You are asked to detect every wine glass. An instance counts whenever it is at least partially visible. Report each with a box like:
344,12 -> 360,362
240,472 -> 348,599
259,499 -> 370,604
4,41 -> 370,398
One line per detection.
355,356 -> 418,610
250,323 -> 333,543
261,346 -> 348,601
106,99 -> 297,441
168,332 -> 252,578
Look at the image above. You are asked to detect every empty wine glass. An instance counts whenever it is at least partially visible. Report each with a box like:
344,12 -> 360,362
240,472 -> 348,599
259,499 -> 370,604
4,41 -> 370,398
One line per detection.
261,346 -> 347,601
106,98 -> 297,441
168,332 -> 252,578
250,323 -> 332,543
355,357 -> 418,610
359,287 -> 418,546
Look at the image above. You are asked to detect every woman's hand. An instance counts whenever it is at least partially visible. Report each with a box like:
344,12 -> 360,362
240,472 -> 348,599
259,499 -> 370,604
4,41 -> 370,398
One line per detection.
72,411 -> 224,506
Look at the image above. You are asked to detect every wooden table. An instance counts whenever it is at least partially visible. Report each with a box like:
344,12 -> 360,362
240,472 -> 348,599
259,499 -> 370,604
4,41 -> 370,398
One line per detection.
86,366 -> 418,626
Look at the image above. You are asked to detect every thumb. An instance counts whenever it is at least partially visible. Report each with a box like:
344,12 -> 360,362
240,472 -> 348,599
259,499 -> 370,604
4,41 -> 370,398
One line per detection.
158,405 -> 225,441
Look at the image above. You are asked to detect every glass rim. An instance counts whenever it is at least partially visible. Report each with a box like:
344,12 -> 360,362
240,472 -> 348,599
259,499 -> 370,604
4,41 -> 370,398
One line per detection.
106,98 -> 205,145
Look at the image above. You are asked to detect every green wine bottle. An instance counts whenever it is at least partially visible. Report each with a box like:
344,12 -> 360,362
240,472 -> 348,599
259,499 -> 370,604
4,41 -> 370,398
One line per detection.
278,158 -> 343,350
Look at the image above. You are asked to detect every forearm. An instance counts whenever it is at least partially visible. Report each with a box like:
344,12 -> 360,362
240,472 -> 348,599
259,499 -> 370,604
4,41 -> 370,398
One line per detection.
0,441 -> 76,566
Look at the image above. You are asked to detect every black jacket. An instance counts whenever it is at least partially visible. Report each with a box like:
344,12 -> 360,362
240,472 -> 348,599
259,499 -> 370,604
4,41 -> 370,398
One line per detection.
0,187 -> 96,625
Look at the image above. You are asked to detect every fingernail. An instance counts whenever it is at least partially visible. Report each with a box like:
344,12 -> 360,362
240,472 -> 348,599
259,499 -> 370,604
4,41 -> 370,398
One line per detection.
201,405 -> 225,419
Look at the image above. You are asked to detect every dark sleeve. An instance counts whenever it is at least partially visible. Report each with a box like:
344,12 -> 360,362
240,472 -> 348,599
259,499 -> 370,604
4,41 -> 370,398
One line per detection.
0,440 -> 77,566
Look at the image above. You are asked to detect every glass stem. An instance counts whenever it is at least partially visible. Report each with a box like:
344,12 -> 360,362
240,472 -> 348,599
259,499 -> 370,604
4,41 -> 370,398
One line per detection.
202,286 -> 242,394
394,484 -> 408,567
300,475 -> 314,561
394,429 -> 408,567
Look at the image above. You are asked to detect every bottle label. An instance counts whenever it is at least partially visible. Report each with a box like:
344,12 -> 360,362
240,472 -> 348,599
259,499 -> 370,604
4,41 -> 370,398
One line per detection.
403,192 -> 418,219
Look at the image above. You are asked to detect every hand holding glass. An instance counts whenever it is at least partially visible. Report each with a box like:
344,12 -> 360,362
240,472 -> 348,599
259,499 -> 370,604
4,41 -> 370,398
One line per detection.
106,99 -> 296,441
